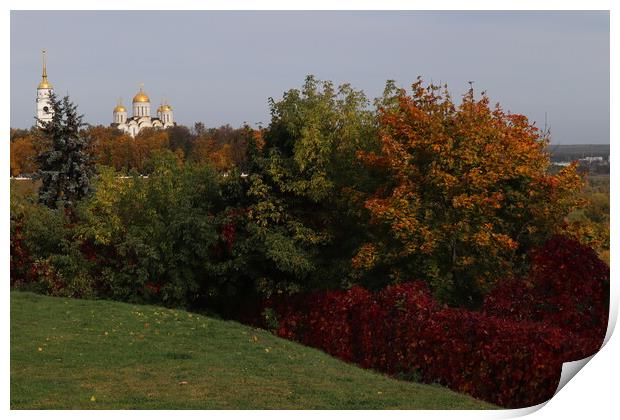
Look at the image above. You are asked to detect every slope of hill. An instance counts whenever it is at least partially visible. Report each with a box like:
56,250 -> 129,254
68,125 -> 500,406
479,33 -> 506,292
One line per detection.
10,292 -> 496,409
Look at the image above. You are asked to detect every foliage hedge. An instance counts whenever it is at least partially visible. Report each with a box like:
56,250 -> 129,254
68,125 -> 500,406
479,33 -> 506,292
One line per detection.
10,154 -> 251,309
254,237 -> 608,408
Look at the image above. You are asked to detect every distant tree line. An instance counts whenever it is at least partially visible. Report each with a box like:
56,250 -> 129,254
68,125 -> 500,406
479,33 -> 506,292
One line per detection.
10,120 -> 252,177
547,144 -> 610,162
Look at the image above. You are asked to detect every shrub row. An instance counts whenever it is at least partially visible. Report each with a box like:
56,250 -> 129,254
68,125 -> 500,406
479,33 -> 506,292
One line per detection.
483,236 -> 609,347
10,159 -> 253,309
257,237 -> 608,408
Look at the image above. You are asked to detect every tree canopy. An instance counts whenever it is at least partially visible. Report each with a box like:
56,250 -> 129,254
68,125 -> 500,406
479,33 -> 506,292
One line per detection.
35,94 -> 96,209
353,79 -> 583,307
12,76 -> 593,310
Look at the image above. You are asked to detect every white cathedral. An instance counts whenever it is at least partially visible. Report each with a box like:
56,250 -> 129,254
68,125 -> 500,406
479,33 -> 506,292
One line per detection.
112,86 -> 175,137
36,51 -> 175,137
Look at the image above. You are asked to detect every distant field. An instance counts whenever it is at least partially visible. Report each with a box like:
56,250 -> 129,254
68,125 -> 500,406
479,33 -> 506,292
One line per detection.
10,292 -> 496,409
585,174 -> 610,193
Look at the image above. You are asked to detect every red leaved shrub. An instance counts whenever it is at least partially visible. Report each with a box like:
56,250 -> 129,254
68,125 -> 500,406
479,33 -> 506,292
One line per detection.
258,237 -> 609,408
10,221 -> 29,286
484,236 -> 609,358
400,309 -> 570,407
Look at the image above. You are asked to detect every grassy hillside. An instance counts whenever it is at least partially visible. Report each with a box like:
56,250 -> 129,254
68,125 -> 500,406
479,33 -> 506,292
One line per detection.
10,292 -> 496,409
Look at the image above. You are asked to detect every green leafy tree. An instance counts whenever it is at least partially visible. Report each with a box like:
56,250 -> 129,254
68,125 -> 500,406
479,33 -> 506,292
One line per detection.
245,76 -> 380,295
76,151 -> 249,308
35,93 -> 96,209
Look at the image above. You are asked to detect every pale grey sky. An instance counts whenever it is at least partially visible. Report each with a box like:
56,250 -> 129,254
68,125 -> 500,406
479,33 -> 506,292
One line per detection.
11,11 -> 609,144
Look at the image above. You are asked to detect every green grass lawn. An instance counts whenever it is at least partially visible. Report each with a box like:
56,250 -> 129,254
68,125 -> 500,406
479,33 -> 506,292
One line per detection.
10,291 -> 496,409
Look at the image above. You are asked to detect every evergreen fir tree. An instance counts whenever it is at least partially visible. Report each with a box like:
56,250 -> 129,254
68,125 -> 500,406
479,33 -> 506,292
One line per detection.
35,93 -> 96,208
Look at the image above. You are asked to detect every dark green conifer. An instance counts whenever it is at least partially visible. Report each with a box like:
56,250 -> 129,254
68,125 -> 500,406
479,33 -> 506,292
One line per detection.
35,93 -> 96,208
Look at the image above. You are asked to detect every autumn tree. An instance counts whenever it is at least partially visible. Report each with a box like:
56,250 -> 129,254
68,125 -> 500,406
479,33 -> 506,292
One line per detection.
354,79 -> 583,308
35,93 -> 96,209
10,133 -> 38,176
167,125 -> 195,159
11,128 -> 32,142
189,135 -> 220,168
187,125 -> 250,171
84,125 -> 134,171
244,75 -> 379,295
132,128 -> 170,173
193,122 -> 206,137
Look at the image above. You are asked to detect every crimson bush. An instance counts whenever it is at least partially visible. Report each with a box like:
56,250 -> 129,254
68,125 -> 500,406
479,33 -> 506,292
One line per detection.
484,236 -> 609,357
258,237 -> 609,408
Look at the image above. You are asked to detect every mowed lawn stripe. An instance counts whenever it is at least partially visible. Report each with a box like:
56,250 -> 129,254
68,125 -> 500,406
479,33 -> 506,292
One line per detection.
10,291 -> 496,409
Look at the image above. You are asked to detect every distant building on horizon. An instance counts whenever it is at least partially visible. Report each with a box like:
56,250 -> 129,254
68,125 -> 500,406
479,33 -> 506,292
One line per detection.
34,51 -> 175,137
112,85 -> 175,137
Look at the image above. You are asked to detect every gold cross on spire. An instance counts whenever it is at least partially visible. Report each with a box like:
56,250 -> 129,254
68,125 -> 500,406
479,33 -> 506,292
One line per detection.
42,49 -> 47,77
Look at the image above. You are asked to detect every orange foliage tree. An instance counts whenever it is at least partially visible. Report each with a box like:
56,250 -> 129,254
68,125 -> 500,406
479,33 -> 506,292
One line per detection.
85,126 -> 134,171
10,134 -> 38,176
189,135 -> 235,171
132,129 -> 170,173
354,79 -> 583,307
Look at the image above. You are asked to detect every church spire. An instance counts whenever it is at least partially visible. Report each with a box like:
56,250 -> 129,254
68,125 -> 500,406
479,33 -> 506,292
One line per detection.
38,49 -> 53,89
42,50 -> 47,78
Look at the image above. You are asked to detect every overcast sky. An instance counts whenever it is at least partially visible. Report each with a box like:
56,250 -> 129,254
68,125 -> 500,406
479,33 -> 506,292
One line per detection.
11,11 -> 609,144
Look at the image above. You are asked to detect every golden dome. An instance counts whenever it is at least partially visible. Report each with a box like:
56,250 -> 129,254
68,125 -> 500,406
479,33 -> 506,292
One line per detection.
38,79 -> 53,89
114,105 -> 127,113
133,87 -> 150,103
157,101 -> 173,113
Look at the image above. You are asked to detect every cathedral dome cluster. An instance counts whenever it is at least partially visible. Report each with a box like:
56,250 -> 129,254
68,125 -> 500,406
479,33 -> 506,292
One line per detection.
35,52 -> 176,137
113,85 -> 175,137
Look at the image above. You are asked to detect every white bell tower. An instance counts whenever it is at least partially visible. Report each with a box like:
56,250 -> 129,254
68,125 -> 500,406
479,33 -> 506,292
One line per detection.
36,50 -> 54,128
